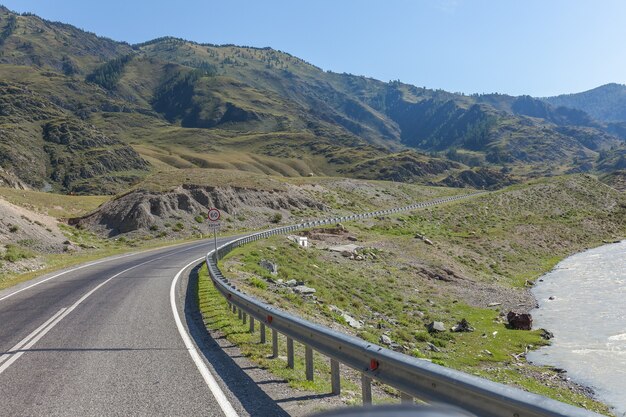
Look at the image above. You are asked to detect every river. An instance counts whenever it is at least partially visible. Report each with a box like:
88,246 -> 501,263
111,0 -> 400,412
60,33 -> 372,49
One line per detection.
528,240 -> 626,416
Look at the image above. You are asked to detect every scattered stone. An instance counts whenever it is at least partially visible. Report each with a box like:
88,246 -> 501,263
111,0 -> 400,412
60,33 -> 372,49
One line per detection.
336,223 -> 345,231
423,238 -> 434,245
355,255 -> 364,261
329,305 -> 363,329
548,296 -> 556,300
330,244 -> 361,254
427,321 -> 446,333
259,259 -> 279,275
294,285 -> 316,295
285,279 -> 298,287
488,302 -> 502,307
427,342 -> 441,352
347,236 -> 358,242
380,334 -> 393,345
451,319 -> 474,333
507,311 -> 533,330
482,349 -> 493,356
540,329 -> 554,340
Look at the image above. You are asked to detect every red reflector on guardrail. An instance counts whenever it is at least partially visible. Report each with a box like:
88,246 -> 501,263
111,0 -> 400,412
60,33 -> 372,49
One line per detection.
267,315 -> 273,324
370,359 -> 379,371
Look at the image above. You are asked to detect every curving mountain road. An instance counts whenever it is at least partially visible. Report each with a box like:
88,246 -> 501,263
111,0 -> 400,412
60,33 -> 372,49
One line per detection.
0,237 -> 277,417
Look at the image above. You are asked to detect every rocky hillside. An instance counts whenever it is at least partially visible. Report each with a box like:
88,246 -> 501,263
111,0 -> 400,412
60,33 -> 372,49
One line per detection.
0,6 -> 625,194
74,184 -> 327,237
0,82 -> 150,194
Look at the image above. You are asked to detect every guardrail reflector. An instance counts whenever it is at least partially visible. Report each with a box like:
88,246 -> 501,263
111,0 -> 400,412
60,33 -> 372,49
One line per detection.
370,359 -> 379,371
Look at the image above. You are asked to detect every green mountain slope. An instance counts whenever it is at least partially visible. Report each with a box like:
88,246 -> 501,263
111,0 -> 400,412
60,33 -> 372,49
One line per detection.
543,83 -> 626,123
0,6 -> 624,195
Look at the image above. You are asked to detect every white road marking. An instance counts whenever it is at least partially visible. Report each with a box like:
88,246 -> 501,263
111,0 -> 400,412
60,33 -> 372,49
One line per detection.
0,239 -> 216,303
0,253 -> 139,302
0,241 -> 213,375
171,258 -> 239,417
0,308 -> 67,366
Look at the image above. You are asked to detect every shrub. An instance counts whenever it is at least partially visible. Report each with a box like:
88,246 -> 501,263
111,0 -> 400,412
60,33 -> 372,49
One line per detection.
3,245 -> 35,263
194,215 -> 205,224
149,225 -> 159,231
269,213 -> 282,224
249,276 -> 268,289
8,224 -> 19,233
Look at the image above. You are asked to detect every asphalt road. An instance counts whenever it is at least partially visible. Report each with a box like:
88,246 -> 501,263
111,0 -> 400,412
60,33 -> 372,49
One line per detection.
0,237 -> 276,417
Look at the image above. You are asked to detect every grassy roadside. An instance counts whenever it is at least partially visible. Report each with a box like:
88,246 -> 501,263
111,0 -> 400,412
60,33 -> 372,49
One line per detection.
211,175 -> 624,415
0,233 -> 200,291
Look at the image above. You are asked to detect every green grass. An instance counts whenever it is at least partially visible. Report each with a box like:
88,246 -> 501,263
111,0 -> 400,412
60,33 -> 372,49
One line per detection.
0,187 -> 109,218
213,176 -> 623,414
197,264 -> 361,402
3,244 -> 35,262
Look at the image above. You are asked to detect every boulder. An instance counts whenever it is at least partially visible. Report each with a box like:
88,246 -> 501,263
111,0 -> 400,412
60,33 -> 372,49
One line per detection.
451,319 -> 474,333
259,259 -> 278,275
285,279 -> 298,287
294,285 -> 316,295
427,321 -> 446,333
507,311 -> 533,330
427,342 -> 441,352
380,334 -> 393,345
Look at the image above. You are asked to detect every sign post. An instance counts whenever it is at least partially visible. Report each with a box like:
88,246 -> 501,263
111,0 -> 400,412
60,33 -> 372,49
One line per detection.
207,208 -> 221,259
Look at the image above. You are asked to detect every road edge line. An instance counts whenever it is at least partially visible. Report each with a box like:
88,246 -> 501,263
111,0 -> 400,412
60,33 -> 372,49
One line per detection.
170,258 -> 239,417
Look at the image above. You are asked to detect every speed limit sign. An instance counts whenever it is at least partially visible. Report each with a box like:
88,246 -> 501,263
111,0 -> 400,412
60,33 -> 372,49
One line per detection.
208,208 -> 221,222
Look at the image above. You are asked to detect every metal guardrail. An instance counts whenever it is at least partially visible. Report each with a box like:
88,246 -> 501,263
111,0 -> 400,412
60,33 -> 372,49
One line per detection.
204,192 -> 603,417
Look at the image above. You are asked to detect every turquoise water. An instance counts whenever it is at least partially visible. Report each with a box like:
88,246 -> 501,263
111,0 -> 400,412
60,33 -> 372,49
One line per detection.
528,240 -> 626,416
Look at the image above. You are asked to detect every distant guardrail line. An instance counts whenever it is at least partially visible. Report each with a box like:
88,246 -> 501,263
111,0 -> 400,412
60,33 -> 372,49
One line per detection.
204,192 -> 603,417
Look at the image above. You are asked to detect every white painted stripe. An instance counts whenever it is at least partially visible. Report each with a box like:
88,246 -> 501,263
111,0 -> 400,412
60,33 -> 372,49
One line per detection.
0,308 -> 67,366
0,240 -> 215,303
170,258 -> 239,417
0,253 -> 139,302
0,244 -> 211,375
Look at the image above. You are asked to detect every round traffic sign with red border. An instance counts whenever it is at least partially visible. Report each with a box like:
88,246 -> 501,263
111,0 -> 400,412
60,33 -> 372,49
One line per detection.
207,208 -> 221,222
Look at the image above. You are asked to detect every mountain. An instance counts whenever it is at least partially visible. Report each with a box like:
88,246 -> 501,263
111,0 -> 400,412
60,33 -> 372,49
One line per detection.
543,83 -> 626,124
0,6 -> 625,195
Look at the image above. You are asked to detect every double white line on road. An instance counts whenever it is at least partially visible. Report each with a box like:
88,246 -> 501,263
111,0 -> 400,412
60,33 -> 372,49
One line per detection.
0,308 -> 66,371
1,240 -> 239,417
0,241 -> 213,375
0,257 -> 157,376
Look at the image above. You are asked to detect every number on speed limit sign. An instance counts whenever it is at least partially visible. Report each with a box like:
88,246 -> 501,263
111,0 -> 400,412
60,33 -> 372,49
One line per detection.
207,208 -> 221,222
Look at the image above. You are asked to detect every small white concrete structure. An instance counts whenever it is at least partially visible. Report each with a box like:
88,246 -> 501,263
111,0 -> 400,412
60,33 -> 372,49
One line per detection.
287,235 -> 309,248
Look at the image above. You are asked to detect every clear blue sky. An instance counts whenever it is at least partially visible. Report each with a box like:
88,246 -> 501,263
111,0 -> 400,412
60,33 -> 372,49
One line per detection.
2,0 -> 625,97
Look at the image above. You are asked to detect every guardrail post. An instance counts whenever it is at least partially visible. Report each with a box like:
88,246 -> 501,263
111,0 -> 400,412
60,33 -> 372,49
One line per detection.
232,304 -> 237,314
243,312 -> 247,324
287,338 -> 294,369
260,323 -> 266,343
305,346 -> 314,381
249,316 -> 255,333
238,308 -> 242,320
361,374 -> 372,405
272,329 -> 278,358
400,392 -> 413,404
330,358 -> 340,395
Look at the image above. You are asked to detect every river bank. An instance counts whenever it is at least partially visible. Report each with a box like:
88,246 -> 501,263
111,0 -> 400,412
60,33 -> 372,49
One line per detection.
529,240 -> 626,417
